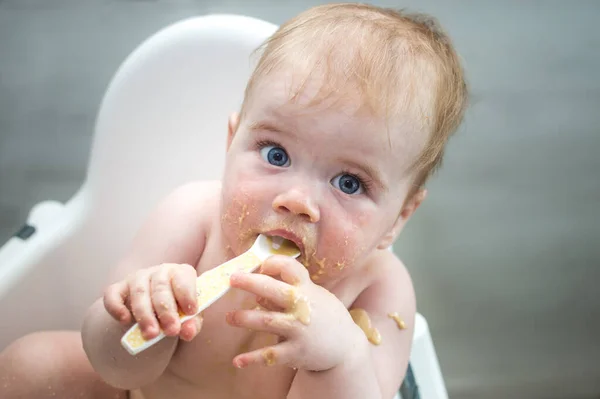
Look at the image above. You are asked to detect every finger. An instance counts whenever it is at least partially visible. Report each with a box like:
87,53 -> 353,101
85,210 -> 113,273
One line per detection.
225,309 -> 297,337
128,271 -> 159,339
233,343 -> 293,369
179,314 -> 203,342
171,264 -> 199,316
103,281 -> 131,325
230,272 -> 297,309
150,266 -> 181,336
256,296 -> 284,312
260,255 -> 309,286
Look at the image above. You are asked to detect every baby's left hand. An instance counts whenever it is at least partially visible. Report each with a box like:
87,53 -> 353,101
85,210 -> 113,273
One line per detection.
227,255 -> 362,371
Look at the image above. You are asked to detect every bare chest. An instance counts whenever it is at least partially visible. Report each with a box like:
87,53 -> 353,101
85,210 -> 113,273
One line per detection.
157,289 -> 295,399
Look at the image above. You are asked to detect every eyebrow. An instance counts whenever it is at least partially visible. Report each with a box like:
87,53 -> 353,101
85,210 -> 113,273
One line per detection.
248,120 -> 286,135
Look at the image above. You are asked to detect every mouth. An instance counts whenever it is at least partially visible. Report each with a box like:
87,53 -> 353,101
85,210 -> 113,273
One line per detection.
263,229 -> 306,257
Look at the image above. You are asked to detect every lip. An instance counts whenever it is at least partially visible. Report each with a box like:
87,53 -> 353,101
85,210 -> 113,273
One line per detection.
263,229 -> 305,255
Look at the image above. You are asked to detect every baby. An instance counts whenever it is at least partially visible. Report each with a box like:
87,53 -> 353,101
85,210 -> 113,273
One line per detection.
0,3 -> 467,399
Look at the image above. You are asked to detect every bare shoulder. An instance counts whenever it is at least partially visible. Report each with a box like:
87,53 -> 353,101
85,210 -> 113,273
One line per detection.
353,249 -> 416,330
133,180 -> 223,243
160,180 -> 222,208
110,180 -> 223,280
350,249 -> 416,392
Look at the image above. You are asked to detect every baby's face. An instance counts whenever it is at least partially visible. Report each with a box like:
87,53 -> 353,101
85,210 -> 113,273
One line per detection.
220,71 -> 426,284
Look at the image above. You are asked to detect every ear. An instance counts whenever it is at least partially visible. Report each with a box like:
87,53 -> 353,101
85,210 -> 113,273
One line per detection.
227,112 -> 240,151
376,188 -> 427,249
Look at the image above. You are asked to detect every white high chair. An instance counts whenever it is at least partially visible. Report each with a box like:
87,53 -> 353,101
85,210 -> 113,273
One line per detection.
0,14 -> 447,399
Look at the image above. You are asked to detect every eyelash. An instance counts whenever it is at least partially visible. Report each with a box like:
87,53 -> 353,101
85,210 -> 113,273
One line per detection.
340,170 -> 373,195
254,139 -> 373,195
255,139 -> 282,151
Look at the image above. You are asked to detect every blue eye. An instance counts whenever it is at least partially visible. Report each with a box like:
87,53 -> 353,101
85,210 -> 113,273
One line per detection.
331,174 -> 363,195
260,145 -> 290,167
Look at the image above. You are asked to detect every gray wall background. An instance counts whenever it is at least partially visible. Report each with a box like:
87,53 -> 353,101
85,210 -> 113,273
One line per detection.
1,1 -> 599,398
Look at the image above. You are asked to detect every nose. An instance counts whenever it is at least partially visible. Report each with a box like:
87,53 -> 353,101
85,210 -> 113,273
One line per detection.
272,187 -> 320,223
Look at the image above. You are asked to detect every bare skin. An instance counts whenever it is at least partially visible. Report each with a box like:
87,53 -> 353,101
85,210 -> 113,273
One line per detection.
111,182 -> 416,399
0,331 -> 125,399
0,181 -> 417,399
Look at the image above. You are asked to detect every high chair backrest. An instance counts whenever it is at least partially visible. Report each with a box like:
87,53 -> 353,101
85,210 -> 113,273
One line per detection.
0,15 -> 278,343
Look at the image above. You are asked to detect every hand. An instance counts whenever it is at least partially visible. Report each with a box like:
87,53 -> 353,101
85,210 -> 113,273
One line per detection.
103,263 -> 203,342
227,255 -> 362,371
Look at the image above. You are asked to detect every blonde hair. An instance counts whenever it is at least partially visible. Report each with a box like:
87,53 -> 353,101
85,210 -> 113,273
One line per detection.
241,3 -> 468,196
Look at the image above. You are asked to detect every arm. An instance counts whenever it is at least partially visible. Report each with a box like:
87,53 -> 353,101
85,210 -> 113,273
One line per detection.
288,254 -> 416,399
81,181 -> 218,389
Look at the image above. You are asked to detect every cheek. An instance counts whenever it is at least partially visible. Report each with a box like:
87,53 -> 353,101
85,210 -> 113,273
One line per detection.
355,210 -> 371,227
221,191 -> 252,228
220,175 -> 265,249
307,207 -> 376,281
308,230 -> 361,282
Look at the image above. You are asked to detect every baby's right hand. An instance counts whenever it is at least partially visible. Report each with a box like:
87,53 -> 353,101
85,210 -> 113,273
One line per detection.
103,263 -> 202,342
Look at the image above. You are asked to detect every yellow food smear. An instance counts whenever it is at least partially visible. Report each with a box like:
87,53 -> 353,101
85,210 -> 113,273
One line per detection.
349,308 -> 382,345
262,348 -> 277,366
388,312 -> 406,329
196,252 -> 262,307
123,327 -> 145,348
286,288 -> 311,325
267,236 -> 301,256
238,204 -> 248,226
